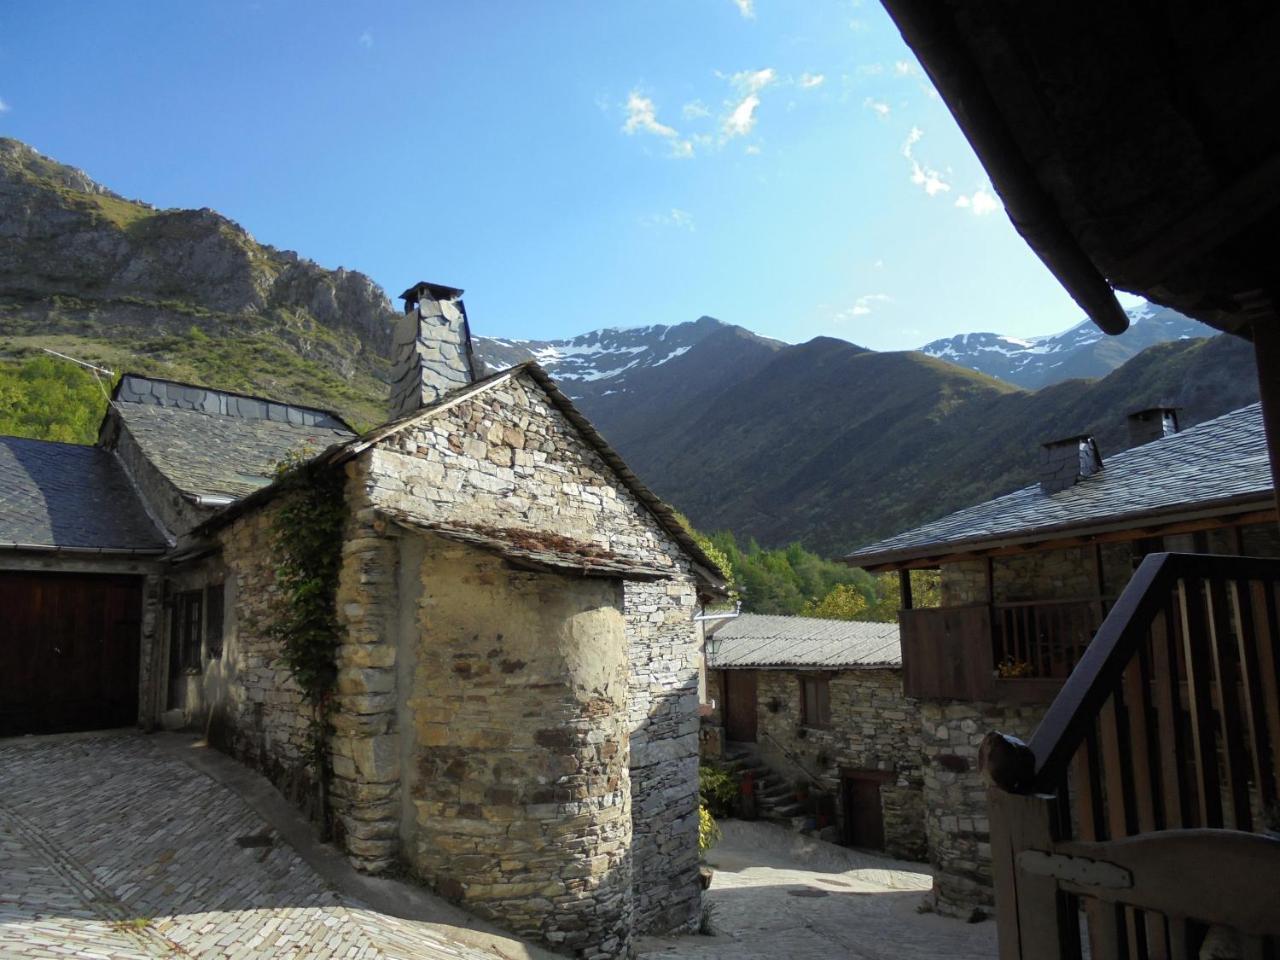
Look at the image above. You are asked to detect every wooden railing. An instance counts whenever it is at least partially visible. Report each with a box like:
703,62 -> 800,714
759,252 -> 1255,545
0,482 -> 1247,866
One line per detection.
983,553 -> 1280,959
993,597 -> 1107,680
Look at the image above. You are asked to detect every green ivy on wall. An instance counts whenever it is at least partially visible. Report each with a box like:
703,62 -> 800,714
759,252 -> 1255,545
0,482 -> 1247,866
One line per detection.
268,454 -> 347,808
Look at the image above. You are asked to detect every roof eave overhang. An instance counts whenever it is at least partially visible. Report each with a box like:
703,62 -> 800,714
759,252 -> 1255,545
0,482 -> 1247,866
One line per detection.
845,492 -> 1275,571
880,0 -> 1130,336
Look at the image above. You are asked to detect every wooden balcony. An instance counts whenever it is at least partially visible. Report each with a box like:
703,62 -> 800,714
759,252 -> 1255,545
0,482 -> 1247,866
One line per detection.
901,597 -> 1108,702
983,553 -> 1280,959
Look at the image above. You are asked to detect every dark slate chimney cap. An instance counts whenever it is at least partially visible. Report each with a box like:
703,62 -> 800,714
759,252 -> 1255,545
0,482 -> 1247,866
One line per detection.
399,281 -> 465,304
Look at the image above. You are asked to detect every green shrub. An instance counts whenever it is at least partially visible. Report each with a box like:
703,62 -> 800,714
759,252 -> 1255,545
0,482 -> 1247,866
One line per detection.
698,805 -> 721,855
699,763 -> 737,818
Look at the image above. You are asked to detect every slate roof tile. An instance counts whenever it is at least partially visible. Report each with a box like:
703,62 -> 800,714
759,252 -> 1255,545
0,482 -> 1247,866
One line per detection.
846,403 -> 1270,566
0,436 -> 167,551
115,393 -> 355,500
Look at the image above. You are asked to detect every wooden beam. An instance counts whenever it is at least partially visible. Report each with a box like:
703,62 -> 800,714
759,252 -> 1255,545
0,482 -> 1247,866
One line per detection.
899,568 -> 914,610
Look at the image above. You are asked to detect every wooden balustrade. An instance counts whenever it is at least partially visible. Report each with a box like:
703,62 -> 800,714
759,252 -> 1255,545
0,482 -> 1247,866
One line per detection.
992,597 -> 1107,680
985,553 -> 1280,960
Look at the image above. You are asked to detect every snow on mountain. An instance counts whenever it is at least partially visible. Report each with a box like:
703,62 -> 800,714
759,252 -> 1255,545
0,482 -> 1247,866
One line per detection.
473,315 -> 732,398
918,302 -> 1215,389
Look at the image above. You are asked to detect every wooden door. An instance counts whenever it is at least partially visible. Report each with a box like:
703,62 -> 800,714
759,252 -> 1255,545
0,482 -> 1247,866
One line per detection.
723,669 -> 758,743
842,772 -> 887,850
0,572 -> 143,736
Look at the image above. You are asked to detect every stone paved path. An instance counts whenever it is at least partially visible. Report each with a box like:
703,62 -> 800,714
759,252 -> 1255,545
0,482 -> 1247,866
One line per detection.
637,820 -> 997,960
0,733 -> 523,960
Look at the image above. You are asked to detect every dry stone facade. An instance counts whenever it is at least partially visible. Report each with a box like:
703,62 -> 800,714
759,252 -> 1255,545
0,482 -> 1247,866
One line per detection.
919,699 -> 1043,917
173,366 -> 707,957
706,666 -> 926,862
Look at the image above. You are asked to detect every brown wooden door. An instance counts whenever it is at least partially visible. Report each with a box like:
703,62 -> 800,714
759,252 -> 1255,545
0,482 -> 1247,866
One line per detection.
723,669 -> 757,743
0,573 -> 143,737
842,772 -> 886,850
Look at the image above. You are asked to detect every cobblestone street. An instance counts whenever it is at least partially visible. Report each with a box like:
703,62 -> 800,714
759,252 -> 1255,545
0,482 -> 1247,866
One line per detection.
637,820 -> 997,960
0,732 -> 550,960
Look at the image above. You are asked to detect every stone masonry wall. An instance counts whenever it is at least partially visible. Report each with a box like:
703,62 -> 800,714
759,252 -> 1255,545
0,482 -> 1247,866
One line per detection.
365,371 -> 686,574
752,668 -> 926,862
400,537 -> 633,958
362,369 -> 703,935
625,579 -> 702,934
211,503 -> 320,813
329,467 -> 403,871
920,699 -> 1044,918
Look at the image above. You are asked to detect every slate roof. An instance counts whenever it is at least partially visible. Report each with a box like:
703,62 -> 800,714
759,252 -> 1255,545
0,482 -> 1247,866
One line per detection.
707,614 -> 901,669
112,375 -> 356,501
847,404 -> 1271,568
0,435 -> 167,552
197,362 -> 729,595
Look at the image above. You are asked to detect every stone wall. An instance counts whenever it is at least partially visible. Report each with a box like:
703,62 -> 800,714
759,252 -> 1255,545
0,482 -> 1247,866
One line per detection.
363,368 -> 703,936
750,668 -> 926,862
329,468 -> 403,871
209,503 -> 321,813
625,579 -> 702,934
365,371 -> 686,574
920,700 -> 1044,918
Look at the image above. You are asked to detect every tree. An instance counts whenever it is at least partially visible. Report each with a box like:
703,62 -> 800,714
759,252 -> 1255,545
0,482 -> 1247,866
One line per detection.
800,583 -> 868,620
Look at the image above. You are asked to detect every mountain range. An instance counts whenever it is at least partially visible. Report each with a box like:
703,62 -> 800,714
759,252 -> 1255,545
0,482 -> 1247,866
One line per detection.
0,137 -> 1262,555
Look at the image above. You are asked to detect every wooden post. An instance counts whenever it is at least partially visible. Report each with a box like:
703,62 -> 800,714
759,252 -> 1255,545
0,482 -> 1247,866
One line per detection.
899,569 -> 914,610
988,787 -> 1078,960
1251,321 -> 1280,525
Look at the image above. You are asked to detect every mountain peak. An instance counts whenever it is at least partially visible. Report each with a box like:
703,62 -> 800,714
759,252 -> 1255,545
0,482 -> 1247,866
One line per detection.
918,303 -> 1215,389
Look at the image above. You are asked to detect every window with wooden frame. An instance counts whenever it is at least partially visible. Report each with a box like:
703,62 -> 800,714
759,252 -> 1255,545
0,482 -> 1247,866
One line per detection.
205,584 -> 225,660
799,674 -> 831,729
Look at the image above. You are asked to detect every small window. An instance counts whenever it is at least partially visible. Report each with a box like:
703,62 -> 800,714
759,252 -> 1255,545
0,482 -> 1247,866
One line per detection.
179,591 -> 203,671
800,675 -> 831,729
206,584 -> 225,660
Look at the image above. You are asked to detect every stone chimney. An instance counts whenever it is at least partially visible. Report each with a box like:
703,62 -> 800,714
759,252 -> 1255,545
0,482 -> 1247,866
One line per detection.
1126,406 -> 1179,448
389,281 -> 483,420
1039,435 -> 1103,495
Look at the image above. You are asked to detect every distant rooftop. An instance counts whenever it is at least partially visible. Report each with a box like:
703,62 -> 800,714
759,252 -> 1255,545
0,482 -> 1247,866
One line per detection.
847,403 -> 1271,569
0,436 -> 166,552
707,614 -> 901,670
111,374 -> 356,501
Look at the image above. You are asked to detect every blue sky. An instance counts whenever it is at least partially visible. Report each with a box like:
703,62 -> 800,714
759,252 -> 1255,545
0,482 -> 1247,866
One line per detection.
0,1 -> 1129,350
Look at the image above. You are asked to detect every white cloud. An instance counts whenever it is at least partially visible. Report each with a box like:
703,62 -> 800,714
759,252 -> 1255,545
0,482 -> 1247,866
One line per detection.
730,67 -> 776,95
358,30 -> 373,49
956,186 -> 1000,215
901,126 -> 950,196
722,68 -> 776,140
745,144 -> 761,155
643,208 -> 696,231
683,100 -> 710,120
623,91 -> 678,139
723,95 -> 762,138
894,60 -> 915,76
834,293 -> 893,322
863,97 -> 890,118
799,73 -> 825,89
732,0 -> 755,18
0,97 -> 9,113
622,92 -> 696,158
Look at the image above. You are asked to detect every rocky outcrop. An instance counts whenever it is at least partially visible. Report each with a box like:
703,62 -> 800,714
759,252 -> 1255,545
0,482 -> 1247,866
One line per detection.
0,137 -> 396,357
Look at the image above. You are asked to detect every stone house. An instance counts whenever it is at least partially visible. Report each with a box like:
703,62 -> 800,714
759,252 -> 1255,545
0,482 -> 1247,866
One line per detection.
844,404 -> 1279,918
0,281 -> 728,958
701,613 -> 926,861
